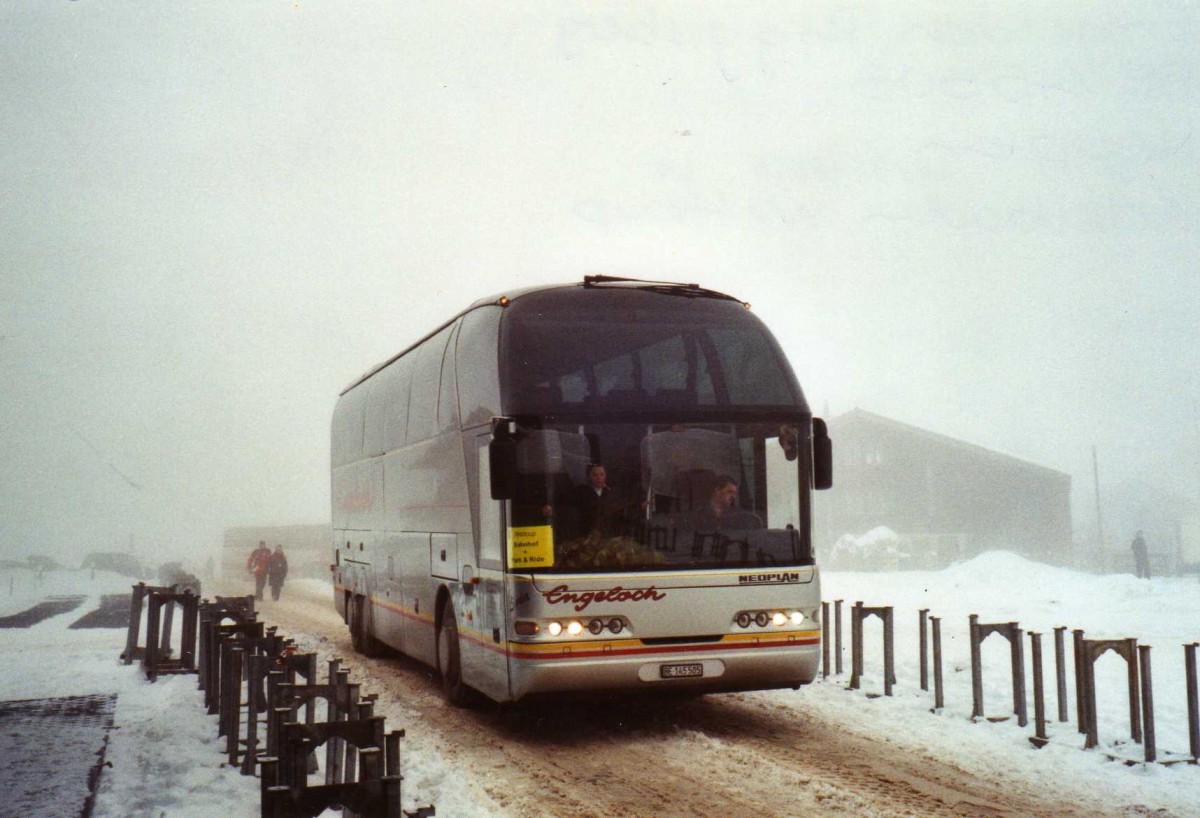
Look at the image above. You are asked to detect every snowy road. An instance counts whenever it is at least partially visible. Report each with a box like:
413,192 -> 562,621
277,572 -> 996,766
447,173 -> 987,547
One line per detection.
229,578 -> 1141,818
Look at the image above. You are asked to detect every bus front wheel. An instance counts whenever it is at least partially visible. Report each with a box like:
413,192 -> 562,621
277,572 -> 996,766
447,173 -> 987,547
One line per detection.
437,601 -> 470,707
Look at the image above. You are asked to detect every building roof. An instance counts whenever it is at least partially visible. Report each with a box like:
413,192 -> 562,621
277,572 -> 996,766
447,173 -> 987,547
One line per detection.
829,408 -> 1070,480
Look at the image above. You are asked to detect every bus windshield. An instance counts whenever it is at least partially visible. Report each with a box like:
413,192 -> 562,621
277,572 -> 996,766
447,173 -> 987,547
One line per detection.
500,286 -> 804,416
509,420 -> 810,573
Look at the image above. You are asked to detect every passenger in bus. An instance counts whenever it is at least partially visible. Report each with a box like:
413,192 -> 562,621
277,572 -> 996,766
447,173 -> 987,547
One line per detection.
563,463 -> 622,538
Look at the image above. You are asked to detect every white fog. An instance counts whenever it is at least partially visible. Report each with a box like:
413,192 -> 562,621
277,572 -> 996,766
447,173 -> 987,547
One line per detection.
3,3 -> 1198,574
3,6 -> 1200,817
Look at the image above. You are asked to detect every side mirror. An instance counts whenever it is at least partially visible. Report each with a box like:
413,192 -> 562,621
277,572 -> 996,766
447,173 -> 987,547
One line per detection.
812,417 -> 832,490
489,418 -> 518,500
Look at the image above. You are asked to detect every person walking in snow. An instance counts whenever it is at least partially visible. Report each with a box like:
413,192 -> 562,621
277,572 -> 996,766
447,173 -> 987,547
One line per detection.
247,540 -> 271,600
1131,531 -> 1151,579
267,545 -> 289,602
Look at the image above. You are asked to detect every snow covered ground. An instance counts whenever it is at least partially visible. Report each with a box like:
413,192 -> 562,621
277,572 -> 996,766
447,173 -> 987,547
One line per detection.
1,553 -> 1198,817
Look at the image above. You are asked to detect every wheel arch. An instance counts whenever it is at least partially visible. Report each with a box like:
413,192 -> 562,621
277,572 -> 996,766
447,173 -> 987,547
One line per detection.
434,584 -> 453,638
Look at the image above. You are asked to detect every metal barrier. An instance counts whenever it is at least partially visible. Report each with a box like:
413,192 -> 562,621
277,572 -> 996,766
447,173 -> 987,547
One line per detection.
116,593 -> 437,814
257,656 -> 436,817
120,583 -> 200,681
969,615 -> 1027,726
849,602 -> 895,695
1076,635 -> 1143,752
199,596 -> 258,708
823,598 -> 1199,766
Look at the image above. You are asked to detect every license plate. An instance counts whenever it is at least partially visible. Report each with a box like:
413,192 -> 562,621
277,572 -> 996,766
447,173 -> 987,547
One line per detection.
660,662 -> 704,679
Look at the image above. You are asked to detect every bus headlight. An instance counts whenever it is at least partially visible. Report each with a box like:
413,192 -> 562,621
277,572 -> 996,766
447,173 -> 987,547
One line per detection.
790,610 -> 805,626
735,612 -> 752,629
547,621 -> 563,636
771,612 -> 787,627
566,621 -> 584,636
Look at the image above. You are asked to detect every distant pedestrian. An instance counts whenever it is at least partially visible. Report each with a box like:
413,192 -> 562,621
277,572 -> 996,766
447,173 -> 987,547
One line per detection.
247,540 -> 271,600
267,545 -> 289,602
1131,531 -> 1151,579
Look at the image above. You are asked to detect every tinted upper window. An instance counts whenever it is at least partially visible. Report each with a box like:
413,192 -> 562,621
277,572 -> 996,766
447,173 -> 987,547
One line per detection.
499,286 -> 803,416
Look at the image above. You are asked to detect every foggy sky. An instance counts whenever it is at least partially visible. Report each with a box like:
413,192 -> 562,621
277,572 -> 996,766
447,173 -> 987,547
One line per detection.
3,2 -> 1198,566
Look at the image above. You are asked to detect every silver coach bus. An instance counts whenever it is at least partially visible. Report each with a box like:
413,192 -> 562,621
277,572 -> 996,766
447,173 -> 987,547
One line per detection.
331,276 -> 832,705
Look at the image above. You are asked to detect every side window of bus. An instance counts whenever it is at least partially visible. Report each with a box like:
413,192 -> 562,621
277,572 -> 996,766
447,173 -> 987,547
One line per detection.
456,307 -> 502,428
408,325 -> 453,443
707,328 -> 793,404
437,321 -> 461,432
332,386 -> 368,466
363,354 -> 413,456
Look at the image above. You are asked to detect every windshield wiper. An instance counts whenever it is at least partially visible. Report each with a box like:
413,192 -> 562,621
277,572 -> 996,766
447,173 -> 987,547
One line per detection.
582,274 -> 745,304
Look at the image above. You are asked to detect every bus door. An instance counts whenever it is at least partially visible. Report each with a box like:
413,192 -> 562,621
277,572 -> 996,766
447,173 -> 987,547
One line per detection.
462,434 -> 512,700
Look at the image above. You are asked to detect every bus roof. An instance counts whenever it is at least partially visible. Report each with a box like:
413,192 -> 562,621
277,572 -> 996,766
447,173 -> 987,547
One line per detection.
341,276 -> 751,395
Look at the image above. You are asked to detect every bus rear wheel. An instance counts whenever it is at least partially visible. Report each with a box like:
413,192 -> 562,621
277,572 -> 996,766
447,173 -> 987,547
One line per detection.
347,594 -> 384,657
437,601 -> 471,707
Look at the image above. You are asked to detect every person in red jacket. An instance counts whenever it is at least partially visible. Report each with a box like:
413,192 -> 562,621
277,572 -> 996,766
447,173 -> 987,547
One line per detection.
246,540 -> 271,601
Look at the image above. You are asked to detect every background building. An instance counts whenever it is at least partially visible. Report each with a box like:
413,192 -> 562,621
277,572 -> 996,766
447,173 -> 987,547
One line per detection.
814,409 -> 1072,568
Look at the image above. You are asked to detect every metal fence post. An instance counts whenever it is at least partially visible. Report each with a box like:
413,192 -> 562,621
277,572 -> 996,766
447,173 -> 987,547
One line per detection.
931,615 -> 944,711
159,597 -> 175,657
1138,644 -> 1156,764
849,601 -> 863,690
1054,626 -> 1068,723
1186,643 -> 1199,764
834,599 -> 843,675
821,601 -> 830,678
227,646 -> 245,767
883,606 -> 895,696
123,584 -> 145,665
1126,637 -> 1142,745
1012,623 -> 1027,728
970,614 -> 983,720
1029,632 -> 1049,748
919,609 -> 929,692
1073,629 -> 1086,734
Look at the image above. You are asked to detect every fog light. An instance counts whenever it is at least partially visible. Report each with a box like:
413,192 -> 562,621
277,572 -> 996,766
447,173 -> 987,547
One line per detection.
588,619 -> 605,635
736,612 -> 752,629
608,618 -> 624,634
514,621 -> 539,636
790,611 -> 804,626
547,621 -> 563,636
772,612 -> 787,627
567,621 -> 584,636
754,611 -> 769,627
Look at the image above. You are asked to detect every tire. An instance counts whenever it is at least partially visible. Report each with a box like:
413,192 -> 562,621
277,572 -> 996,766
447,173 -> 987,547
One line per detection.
347,594 -> 384,657
436,601 -> 471,707
347,593 -> 364,654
